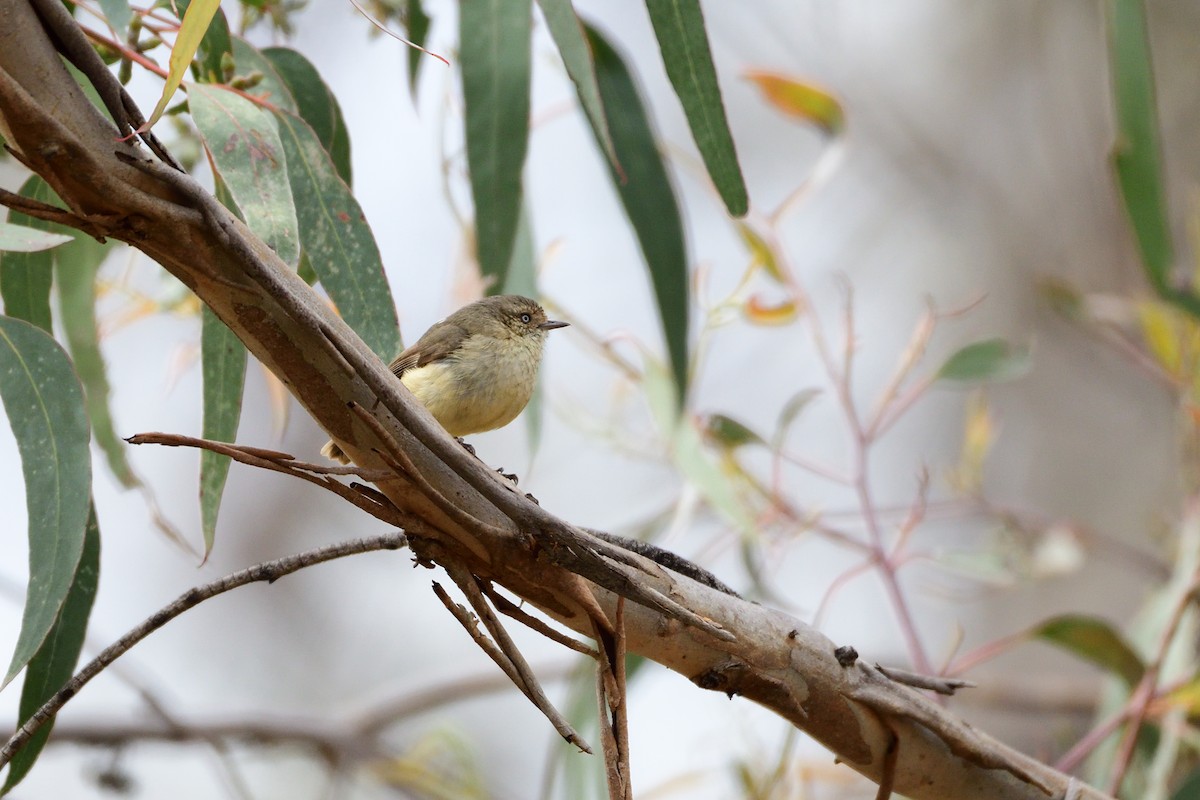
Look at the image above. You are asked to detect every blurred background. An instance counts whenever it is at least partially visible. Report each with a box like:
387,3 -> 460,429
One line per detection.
2,1 -> 1197,797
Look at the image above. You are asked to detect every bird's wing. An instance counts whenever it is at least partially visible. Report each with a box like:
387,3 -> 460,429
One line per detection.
389,319 -> 470,378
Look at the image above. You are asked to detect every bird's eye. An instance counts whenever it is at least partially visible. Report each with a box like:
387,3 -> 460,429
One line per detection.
520,313 -> 532,324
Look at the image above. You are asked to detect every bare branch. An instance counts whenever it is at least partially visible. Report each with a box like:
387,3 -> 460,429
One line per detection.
0,533 -> 408,765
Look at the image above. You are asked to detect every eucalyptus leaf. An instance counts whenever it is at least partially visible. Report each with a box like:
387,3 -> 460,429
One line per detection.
0,317 -> 91,687
461,0 -> 533,288
936,339 -> 1031,385
586,25 -> 690,405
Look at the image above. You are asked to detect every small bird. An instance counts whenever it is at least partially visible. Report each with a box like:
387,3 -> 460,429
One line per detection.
321,294 -> 569,464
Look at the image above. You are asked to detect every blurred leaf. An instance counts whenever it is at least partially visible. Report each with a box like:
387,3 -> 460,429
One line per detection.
374,727 -> 487,799
0,224 -> 72,254
644,0 -> 747,217
586,24 -> 690,406
1106,0 -> 1172,294
0,176 -> 58,333
2,507 -> 99,794
947,392 -> 994,494
936,339 -> 1031,385
177,0 -> 231,84
0,317 -> 91,686
736,222 -> 785,283
230,37 -> 297,112
98,0 -> 132,38
190,83 -> 301,268
743,294 -> 799,326
55,232 -> 138,488
1171,767 -> 1200,800
1033,614 -> 1144,687
404,0 -> 432,96
273,109 -> 401,359
143,0 -> 222,129
461,0 -> 532,289
199,307 -> 245,557
703,413 -> 763,450
1038,277 -> 1085,321
644,356 -> 755,535
771,387 -> 820,450
744,71 -> 844,135
1139,300 -> 1182,374
535,0 -> 616,166
263,46 -> 353,184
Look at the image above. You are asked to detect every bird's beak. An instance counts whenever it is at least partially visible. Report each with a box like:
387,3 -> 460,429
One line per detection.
539,319 -> 570,331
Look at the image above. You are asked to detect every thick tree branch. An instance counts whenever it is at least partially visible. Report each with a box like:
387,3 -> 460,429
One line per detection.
0,3 -> 1116,797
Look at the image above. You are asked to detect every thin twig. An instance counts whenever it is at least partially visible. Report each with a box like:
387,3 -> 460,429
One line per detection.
875,664 -> 976,696
0,533 -> 409,769
481,586 -> 599,658
431,577 -> 591,753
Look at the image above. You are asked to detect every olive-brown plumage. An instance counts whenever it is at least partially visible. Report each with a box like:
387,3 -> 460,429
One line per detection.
321,295 -> 567,464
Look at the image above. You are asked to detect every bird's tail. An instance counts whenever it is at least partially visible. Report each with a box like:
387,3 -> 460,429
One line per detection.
320,439 -> 352,465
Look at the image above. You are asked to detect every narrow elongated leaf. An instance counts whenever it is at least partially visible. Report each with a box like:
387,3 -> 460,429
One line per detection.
0,317 -> 91,686
176,0 -> 231,84
1033,614 -> 1144,687
0,177 -> 58,333
461,0 -> 533,287
143,0 -> 222,129
0,224 -> 72,254
2,507 -> 99,794
195,179 -> 249,558
262,47 -> 353,184
405,0 -> 433,96
644,0 -> 747,216
200,306 -> 246,556
745,71 -> 844,135
190,83 -> 301,267
55,233 -> 137,488
586,25 -> 690,404
936,339 -> 1031,384
273,110 -> 401,359
535,0 -> 616,165
1107,0 -> 1171,291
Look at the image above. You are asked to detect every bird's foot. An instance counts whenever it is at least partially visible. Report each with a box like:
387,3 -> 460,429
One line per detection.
496,467 -> 519,485
455,437 -> 477,457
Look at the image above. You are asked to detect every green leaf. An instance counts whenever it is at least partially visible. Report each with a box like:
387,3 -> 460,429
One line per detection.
1107,0 -> 1172,293
405,0 -> 433,97
702,413 -> 763,450
200,306 -> 246,556
771,387 -> 820,450
229,37 -> 298,113
1171,767 -> 1200,800
644,355 -> 755,535
534,0 -> 616,166
144,0 -> 222,129
935,339 -> 1031,384
98,0 -> 132,39
461,0 -> 533,289
55,232 -> 138,489
586,25 -> 690,405
644,0 -> 747,217
0,317 -> 91,686
177,0 -> 231,84
189,83 -> 301,268
1033,614 -> 1144,687
273,110 -> 401,359
262,47 -> 353,185
0,177 -> 58,334
2,507 -> 99,794
0,223 -> 72,254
